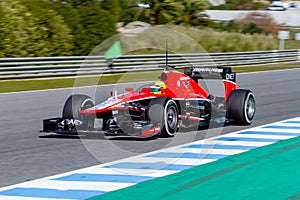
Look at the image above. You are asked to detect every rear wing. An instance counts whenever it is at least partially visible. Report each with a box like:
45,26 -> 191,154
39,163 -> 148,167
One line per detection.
184,66 -> 235,82
184,66 -> 236,100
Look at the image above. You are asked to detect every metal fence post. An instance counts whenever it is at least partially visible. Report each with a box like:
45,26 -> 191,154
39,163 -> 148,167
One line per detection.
271,50 -> 279,63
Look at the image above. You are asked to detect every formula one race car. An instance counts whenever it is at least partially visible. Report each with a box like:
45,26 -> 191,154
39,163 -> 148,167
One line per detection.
41,66 -> 256,138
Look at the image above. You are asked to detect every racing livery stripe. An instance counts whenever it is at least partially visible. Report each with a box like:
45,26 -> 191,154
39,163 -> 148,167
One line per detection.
1,116 -> 300,200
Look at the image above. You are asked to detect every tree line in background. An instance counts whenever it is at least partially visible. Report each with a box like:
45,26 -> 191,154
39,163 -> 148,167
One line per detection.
0,0 -> 118,57
0,0 -> 279,57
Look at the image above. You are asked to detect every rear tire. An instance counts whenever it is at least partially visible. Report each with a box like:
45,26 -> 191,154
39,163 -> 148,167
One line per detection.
226,89 -> 255,125
148,98 -> 179,137
62,94 -> 95,129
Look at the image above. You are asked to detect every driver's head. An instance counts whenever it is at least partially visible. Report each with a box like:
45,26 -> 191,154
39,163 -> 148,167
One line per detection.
150,80 -> 166,94
152,80 -> 166,89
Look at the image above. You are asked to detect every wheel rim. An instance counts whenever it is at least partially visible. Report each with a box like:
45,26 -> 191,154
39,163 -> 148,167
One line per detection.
80,99 -> 93,111
167,105 -> 178,130
246,95 -> 255,120
79,99 -> 94,128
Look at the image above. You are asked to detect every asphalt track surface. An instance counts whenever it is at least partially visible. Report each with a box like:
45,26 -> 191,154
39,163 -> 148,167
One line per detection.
0,68 -> 300,188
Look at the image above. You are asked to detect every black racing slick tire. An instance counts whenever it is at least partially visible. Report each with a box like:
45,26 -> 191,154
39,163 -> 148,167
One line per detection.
62,94 -> 95,129
148,98 -> 179,137
226,89 -> 256,125
62,94 -> 94,118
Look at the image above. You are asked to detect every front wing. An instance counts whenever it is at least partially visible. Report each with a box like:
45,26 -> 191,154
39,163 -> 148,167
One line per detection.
41,117 -> 161,138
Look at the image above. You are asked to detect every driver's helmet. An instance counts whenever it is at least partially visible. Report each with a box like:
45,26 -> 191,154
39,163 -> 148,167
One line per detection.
150,80 -> 166,94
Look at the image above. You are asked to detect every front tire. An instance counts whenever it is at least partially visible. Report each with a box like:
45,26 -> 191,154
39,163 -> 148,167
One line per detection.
226,89 -> 256,125
62,94 -> 95,129
148,98 -> 179,137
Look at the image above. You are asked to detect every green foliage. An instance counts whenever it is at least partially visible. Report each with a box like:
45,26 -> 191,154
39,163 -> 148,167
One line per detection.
62,0 -> 101,7
285,39 -> 300,49
137,0 -> 211,26
216,20 -> 239,32
23,0 -> 74,56
216,12 -> 280,36
0,0 -> 279,57
210,0 -> 267,10
47,0 -> 117,55
241,23 -> 265,35
0,0 -> 36,57
47,2 -> 85,55
164,0 -> 210,27
0,0 -> 73,57
51,4 -> 117,55
120,0 -> 152,23
101,0 -> 121,22
140,0 -> 176,25
158,25 -> 277,52
78,7 -> 117,55
238,12 -> 281,36
120,0 -> 145,23
0,0 -> 117,57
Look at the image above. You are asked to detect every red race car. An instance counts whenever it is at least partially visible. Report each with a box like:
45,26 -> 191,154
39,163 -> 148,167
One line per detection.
42,66 -> 256,138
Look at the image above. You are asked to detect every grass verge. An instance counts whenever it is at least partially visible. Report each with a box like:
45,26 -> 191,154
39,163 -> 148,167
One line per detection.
0,71 -> 162,93
0,62 -> 299,94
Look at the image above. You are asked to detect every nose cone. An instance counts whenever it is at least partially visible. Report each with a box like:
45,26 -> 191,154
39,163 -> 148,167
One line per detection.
80,108 -> 97,114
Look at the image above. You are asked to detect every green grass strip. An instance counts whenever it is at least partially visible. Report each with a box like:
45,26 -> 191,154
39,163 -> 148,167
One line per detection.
0,71 -> 161,93
88,135 -> 300,200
